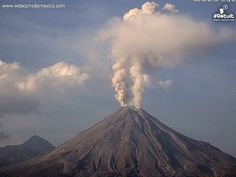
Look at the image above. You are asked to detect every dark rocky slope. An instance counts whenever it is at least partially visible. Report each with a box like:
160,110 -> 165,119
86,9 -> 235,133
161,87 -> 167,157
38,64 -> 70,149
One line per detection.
0,135 -> 55,167
0,107 -> 235,177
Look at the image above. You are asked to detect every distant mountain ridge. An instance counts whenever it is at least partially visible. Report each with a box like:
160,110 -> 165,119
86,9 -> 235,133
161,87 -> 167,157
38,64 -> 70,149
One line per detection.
0,107 -> 236,177
0,135 -> 55,167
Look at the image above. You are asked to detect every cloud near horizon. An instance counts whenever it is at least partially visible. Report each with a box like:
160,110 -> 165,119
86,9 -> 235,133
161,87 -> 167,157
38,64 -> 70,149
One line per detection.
0,124 -> 10,140
0,60 -> 89,117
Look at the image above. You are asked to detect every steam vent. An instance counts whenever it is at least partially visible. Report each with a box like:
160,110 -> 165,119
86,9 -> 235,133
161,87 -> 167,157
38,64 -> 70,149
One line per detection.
0,107 -> 236,177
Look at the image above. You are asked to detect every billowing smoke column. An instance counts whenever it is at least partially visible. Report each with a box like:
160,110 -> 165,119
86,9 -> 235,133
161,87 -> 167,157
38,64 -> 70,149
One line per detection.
112,56 -> 150,108
101,1 -> 233,109
112,2 -> 157,108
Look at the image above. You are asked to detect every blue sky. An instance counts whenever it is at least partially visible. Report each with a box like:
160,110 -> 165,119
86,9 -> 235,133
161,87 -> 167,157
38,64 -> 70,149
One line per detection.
0,0 -> 236,157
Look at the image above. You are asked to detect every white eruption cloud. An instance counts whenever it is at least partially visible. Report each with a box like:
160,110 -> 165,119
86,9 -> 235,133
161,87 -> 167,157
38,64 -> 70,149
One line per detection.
130,60 -> 151,108
162,3 -> 179,13
123,2 -> 159,21
112,59 -> 128,106
98,1 -> 234,109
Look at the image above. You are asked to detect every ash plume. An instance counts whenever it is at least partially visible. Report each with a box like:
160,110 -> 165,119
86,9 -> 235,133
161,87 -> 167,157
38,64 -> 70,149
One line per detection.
112,59 -> 128,107
98,2 -> 234,108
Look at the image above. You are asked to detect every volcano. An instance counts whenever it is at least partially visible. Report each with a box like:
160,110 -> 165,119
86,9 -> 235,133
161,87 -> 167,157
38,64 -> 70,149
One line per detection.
0,135 -> 55,167
0,107 -> 236,177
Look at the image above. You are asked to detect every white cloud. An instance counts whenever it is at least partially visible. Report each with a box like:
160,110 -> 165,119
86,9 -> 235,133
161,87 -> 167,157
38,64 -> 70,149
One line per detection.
18,62 -> 89,93
157,80 -> 172,89
0,60 -> 89,116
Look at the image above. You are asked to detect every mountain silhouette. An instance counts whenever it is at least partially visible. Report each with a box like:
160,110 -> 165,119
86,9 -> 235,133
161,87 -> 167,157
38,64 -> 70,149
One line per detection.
0,107 -> 235,177
0,135 -> 55,167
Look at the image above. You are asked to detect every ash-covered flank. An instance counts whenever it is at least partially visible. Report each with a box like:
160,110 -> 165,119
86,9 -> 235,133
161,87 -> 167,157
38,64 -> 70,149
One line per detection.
0,107 -> 236,177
